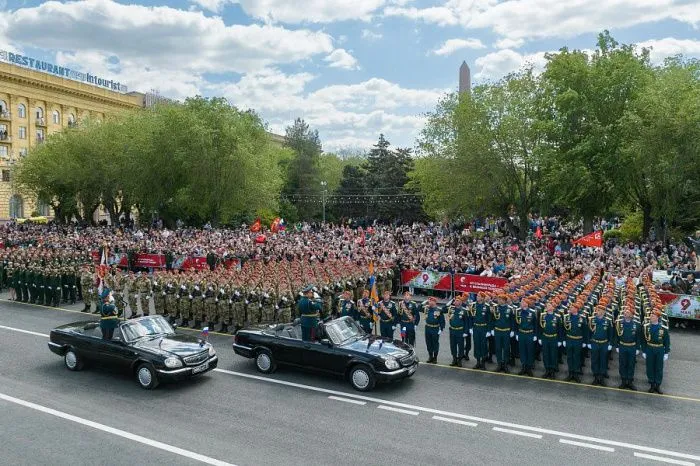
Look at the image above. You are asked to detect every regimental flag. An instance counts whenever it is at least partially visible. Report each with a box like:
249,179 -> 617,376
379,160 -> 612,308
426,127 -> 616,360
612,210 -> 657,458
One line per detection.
271,217 -> 281,233
368,261 -> 379,325
250,218 -> 262,233
573,230 -> 603,248
97,245 -> 109,295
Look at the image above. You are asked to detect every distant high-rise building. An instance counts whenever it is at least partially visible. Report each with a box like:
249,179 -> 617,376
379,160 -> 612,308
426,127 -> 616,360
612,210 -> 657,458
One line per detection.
459,61 -> 471,94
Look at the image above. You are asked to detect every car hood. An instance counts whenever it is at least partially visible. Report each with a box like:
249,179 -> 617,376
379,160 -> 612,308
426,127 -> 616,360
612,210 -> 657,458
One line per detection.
340,334 -> 412,358
134,333 -> 207,357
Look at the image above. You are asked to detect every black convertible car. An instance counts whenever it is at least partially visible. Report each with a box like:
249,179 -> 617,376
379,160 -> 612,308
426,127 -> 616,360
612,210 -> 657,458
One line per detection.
233,316 -> 418,391
48,315 -> 218,389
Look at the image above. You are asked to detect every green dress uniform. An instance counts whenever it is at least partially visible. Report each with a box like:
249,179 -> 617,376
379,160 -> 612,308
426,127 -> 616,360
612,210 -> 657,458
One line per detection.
643,322 -> 670,393
615,317 -> 641,389
298,295 -> 322,341
339,297 -> 358,320
469,301 -> 491,368
448,304 -> 467,366
516,306 -> 538,376
377,298 -> 398,339
398,300 -> 420,346
100,301 -> 119,340
539,311 -> 562,378
563,312 -> 589,382
589,314 -> 614,384
424,305 -> 445,363
357,297 -> 374,334
492,304 -> 514,371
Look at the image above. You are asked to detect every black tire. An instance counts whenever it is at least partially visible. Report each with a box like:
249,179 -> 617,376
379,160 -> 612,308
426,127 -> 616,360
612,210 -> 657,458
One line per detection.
135,363 -> 160,390
349,364 -> 376,391
254,349 -> 276,374
64,349 -> 84,371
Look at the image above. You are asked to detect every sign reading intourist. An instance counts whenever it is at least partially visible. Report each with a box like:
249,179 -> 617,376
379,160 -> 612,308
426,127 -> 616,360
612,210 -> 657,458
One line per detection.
0,50 -> 128,93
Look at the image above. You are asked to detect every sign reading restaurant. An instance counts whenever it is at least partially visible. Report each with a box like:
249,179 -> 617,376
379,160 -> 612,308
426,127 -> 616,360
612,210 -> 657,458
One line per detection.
0,49 -> 128,93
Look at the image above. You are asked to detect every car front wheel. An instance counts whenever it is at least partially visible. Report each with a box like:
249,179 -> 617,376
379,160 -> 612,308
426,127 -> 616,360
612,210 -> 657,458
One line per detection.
349,365 -> 376,391
136,363 -> 160,390
64,349 -> 84,371
254,349 -> 276,374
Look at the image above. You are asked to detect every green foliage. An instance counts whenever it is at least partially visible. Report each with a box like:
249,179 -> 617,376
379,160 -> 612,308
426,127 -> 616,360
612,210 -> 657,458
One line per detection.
14,97 -> 288,226
282,118 -> 323,220
603,229 -> 622,241
619,211 -> 643,243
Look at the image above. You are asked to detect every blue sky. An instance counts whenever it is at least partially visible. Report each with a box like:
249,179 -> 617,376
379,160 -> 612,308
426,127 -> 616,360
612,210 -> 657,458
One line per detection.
1,0 -> 699,151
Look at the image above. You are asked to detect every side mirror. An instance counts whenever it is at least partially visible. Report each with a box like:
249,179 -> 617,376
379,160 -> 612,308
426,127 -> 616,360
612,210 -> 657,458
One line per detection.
320,338 -> 332,347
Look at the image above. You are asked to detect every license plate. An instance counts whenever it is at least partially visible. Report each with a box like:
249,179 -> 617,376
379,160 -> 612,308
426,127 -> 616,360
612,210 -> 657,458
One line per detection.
192,361 -> 209,374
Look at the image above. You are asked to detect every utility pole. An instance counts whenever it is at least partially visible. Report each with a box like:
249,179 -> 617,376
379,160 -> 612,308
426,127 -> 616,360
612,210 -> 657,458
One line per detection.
321,181 -> 327,224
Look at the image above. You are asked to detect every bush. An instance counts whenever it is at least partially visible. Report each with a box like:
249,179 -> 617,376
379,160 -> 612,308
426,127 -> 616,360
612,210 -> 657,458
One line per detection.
604,229 -> 622,241
619,212 -> 643,243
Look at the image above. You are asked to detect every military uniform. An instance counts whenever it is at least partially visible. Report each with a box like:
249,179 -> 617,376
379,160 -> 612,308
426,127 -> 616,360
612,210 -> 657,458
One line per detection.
398,299 -> 420,346
492,302 -> 515,372
126,274 -> 139,317
615,316 -> 641,389
260,291 -> 277,324
539,311 -> 562,378
356,296 -> 374,334
469,300 -> 491,369
589,312 -> 614,385
298,292 -> 322,341
231,288 -> 246,330
643,320 -> 670,393
564,311 -> 589,383
338,296 -> 358,320
136,273 -> 152,316
80,268 -> 95,312
448,303 -> 467,366
516,305 -> 538,376
377,298 -> 398,339
216,283 -> 231,331
424,304 -> 445,363
165,275 -> 179,318
152,275 -> 165,315
178,276 -> 193,326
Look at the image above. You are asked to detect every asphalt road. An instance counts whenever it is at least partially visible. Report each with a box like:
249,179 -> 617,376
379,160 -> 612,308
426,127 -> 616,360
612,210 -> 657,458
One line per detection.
1,298 -> 699,466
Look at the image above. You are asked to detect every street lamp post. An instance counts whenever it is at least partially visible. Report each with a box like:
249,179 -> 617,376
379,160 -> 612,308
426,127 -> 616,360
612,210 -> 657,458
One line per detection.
321,181 -> 327,224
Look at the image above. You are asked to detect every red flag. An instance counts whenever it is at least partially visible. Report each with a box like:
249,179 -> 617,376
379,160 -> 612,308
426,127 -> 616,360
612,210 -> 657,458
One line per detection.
573,230 -> 603,248
270,217 -> 281,233
535,226 -> 542,239
250,218 -> 261,233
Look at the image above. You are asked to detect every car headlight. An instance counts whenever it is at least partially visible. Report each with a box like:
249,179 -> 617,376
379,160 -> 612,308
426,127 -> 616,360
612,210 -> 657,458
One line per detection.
208,345 -> 216,357
383,357 -> 400,370
164,357 -> 183,368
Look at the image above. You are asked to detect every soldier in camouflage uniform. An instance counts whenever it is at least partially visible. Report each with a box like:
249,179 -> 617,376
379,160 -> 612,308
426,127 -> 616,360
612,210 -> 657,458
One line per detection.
126,271 -> 139,318
216,278 -> 231,332
67,264 -> 78,304
178,273 -> 193,327
247,288 -> 261,326
260,288 -> 276,324
51,267 -> 62,307
203,274 -> 217,325
191,272 -> 206,328
278,288 -> 294,323
152,272 -> 166,316
111,268 -> 126,317
321,284 -> 333,319
80,266 -> 95,313
164,271 -> 178,319
136,272 -> 152,316
231,285 -> 246,332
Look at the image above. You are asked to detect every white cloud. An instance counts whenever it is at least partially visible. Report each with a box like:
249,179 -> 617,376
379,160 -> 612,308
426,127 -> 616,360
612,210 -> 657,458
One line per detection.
494,37 -> 525,49
3,0 -> 334,74
324,49 -> 360,70
386,0 -> 700,46
432,38 -> 485,56
636,37 -> 700,63
474,48 -> 549,80
236,0 -> 384,23
361,29 -> 383,41
189,0 -> 234,13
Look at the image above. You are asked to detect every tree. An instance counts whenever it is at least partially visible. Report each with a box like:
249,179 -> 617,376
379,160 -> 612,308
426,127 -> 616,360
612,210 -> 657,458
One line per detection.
332,164 -> 369,220
282,118 -> 323,220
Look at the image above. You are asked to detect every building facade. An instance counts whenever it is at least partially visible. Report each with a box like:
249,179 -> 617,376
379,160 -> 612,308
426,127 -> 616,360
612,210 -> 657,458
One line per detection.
0,61 -> 143,220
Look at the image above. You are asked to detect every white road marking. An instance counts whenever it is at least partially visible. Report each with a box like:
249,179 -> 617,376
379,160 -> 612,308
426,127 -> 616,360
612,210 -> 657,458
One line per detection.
493,427 -> 542,439
633,453 -> 695,466
213,368 -> 700,462
2,324 -> 698,463
377,405 -> 419,416
559,439 -> 615,452
328,396 -> 366,405
0,392 -> 235,466
0,324 -> 49,338
432,416 -> 477,427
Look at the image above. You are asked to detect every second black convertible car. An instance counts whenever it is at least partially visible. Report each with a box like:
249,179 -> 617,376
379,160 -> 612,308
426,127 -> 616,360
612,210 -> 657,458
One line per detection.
233,316 -> 418,391
48,315 -> 218,389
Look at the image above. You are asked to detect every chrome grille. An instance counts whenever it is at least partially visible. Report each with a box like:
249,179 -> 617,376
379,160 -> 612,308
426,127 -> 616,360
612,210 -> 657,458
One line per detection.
400,354 -> 415,366
183,351 -> 208,366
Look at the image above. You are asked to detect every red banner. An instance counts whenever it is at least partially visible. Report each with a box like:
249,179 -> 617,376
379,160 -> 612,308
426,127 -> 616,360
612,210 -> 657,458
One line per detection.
134,253 -> 166,268
573,230 -> 603,248
454,273 -> 507,294
400,269 -> 452,291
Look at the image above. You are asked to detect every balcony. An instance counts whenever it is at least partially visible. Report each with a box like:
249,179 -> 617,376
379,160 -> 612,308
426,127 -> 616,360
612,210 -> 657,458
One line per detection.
36,118 -> 46,127
36,137 -> 45,145
0,111 -> 10,121
0,134 -> 11,143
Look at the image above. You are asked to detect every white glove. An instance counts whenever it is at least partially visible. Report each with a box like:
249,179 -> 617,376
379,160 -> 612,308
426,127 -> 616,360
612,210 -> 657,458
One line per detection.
469,328 -> 473,335
538,339 -> 542,345
588,344 -> 592,349
162,292 -> 166,296
438,330 -> 442,335
463,333 -> 467,337
516,335 -> 519,341
608,345 -> 613,351
642,353 -> 647,359
275,305 -> 279,310
392,325 -> 397,330
557,342 -> 562,347
510,331 -> 514,338
533,336 -> 538,342
636,350 -> 640,356
663,354 -> 668,361
402,327 -> 407,331
189,295 -> 193,299
562,341 -> 566,347
615,347 -> 619,353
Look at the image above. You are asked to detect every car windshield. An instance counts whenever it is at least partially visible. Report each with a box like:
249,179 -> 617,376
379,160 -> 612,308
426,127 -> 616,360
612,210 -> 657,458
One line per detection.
121,316 -> 174,342
324,318 -> 363,345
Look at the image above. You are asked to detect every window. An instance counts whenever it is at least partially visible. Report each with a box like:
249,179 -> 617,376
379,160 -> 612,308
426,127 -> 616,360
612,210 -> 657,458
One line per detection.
19,148 -> 27,157
68,113 -> 76,128
36,128 -> 45,143
18,127 -> 26,139
0,146 -> 7,159
52,110 -> 60,125
9,195 -> 23,219
37,199 -> 50,216
0,100 -> 7,117
35,107 -> 44,119
2,170 -> 10,182
0,124 -> 7,140
17,104 -> 26,118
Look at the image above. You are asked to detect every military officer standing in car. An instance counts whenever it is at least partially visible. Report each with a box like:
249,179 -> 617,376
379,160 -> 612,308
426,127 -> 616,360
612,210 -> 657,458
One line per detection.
357,289 -> 374,334
424,296 -> 445,364
299,285 -> 322,341
398,291 -> 420,347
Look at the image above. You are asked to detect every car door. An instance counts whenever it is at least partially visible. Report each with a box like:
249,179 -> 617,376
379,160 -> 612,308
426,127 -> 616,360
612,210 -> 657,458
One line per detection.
301,340 -> 350,375
94,328 -> 136,369
272,330 -> 305,366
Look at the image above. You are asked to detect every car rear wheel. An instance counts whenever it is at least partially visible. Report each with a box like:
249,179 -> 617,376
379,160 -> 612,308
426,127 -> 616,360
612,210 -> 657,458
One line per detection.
254,349 -> 276,374
136,363 -> 160,390
349,365 -> 375,391
64,349 -> 84,371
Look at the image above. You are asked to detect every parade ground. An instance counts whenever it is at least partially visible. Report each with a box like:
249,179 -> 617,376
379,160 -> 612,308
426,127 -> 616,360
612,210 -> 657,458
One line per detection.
1,298 -> 699,466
